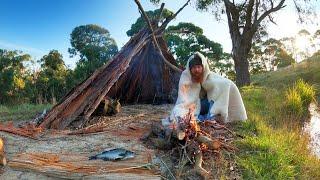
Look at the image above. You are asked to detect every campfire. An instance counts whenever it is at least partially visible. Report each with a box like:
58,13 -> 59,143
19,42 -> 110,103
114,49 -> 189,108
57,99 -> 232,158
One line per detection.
143,107 -> 238,178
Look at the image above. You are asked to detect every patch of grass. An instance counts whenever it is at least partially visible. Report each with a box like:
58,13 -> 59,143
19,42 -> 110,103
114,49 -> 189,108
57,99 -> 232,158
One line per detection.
0,103 -> 52,122
233,86 -> 320,179
294,79 -> 316,106
283,79 -> 316,119
285,87 -> 304,117
252,55 -> 320,95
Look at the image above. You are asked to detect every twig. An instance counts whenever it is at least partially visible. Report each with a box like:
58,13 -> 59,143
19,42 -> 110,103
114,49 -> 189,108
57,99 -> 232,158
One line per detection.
159,156 -> 176,180
180,141 -> 192,163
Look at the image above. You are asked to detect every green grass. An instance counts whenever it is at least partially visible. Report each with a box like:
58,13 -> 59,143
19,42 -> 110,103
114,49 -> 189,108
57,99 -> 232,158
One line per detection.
0,103 -> 52,122
233,55 -> 320,179
252,54 -> 320,102
233,86 -> 320,179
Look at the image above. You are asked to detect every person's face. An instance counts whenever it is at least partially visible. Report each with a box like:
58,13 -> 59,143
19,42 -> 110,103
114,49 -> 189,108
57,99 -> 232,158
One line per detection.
190,65 -> 203,77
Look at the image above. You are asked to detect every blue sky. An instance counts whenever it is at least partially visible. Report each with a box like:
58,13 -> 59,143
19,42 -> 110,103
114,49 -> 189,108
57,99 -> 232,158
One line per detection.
0,0 -> 319,68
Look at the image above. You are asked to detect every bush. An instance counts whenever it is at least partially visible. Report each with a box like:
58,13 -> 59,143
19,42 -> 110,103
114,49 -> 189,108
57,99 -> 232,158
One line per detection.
294,79 -> 316,106
285,87 -> 303,116
284,79 -> 316,117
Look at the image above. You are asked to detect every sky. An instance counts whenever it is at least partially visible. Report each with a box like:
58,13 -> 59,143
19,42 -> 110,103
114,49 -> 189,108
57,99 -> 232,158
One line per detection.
0,0 -> 319,69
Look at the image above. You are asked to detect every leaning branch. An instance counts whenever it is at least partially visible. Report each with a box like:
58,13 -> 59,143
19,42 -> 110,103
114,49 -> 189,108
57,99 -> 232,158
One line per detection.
155,3 -> 165,24
134,0 -> 182,73
157,0 -> 191,33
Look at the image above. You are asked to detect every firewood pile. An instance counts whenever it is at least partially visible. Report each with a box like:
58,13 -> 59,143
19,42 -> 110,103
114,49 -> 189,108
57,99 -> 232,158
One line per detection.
142,108 -> 240,179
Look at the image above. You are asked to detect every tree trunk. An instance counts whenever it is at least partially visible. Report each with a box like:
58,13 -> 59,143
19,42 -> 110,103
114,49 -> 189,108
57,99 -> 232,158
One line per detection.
233,49 -> 250,87
232,35 -> 252,87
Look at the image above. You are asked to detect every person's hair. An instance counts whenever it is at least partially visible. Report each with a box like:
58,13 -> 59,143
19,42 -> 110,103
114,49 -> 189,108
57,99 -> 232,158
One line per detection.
189,53 -> 203,70
194,54 -> 202,63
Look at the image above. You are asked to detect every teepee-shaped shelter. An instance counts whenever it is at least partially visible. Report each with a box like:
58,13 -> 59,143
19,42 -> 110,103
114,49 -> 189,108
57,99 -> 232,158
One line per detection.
39,1 -> 189,130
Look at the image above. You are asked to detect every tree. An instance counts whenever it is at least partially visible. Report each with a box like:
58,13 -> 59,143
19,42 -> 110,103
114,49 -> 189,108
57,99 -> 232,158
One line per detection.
0,49 -> 31,103
279,29 -> 320,62
152,0 -> 316,86
195,0 -> 289,86
36,50 -> 69,104
165,22 -> 226,69
69,24 -> 118,84
248,38 -> 294,72
296,29 -> 312,60
276,48 -> 295,68
313,30 -> 320,50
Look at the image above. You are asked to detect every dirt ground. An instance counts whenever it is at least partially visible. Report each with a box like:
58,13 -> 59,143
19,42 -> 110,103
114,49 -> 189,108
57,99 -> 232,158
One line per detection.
0,104 -> 173,180
0,104 -> 241,180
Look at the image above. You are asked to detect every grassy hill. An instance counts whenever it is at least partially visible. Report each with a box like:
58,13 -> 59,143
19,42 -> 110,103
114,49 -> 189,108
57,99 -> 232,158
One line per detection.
252,54 -> 320,101
233,54 -> 320,179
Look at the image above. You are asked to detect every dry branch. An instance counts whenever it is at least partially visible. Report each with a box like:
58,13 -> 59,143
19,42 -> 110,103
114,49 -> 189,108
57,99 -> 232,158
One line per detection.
134,0 -> 182,73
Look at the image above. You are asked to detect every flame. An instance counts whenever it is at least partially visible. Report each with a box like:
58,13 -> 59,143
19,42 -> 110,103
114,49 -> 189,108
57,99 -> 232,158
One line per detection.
200,143 -> 208,151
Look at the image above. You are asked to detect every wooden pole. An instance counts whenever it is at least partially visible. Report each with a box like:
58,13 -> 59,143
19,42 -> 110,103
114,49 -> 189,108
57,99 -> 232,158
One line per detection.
134,0 -> 182,73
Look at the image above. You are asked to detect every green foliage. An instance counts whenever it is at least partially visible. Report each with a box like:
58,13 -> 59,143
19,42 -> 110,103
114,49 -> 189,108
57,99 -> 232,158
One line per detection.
126,8 -> 173,37
0,49 -> 31,103
165,22 -> 226,68
35,50 -> 69,104
249,38 -> 295,74
277,49 -> 295,68
69,24 -> 118,60
294,79 -> 315,106
69,24 -> 118,84
285,87 -> 303,116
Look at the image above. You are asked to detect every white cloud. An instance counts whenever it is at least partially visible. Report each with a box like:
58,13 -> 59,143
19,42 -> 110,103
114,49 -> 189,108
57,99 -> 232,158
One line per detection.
0,40 -> 46,57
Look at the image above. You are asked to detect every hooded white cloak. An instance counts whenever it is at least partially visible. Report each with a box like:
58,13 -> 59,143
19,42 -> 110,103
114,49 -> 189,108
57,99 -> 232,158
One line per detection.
165,52 -> 247,126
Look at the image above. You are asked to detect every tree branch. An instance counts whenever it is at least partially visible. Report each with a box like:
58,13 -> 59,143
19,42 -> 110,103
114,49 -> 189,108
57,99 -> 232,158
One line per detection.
254,0 -> 260,22
253,0 -> 286,29
244,0 -> 255,31
223,0 -> 241,37
134,0 -> 182,73
155,3 -> 165,24
157,0 -> 190,33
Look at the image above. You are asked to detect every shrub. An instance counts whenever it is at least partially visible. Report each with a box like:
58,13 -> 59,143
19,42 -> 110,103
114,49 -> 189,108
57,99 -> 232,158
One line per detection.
294,79 -> 316,106
285,87 -> 303,116
284,79 -> 316,117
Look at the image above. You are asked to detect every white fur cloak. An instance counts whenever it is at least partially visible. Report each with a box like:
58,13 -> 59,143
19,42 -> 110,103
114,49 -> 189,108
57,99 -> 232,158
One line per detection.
166,52 -> 247,125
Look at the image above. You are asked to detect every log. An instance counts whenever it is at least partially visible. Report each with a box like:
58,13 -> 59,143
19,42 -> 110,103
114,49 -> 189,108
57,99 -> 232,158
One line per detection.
196,134 -> 222,150
196,134 -> 237,151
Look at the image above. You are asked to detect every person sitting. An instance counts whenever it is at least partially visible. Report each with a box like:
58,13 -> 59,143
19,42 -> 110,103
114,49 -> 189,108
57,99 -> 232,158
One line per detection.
163,52 -> 247,128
